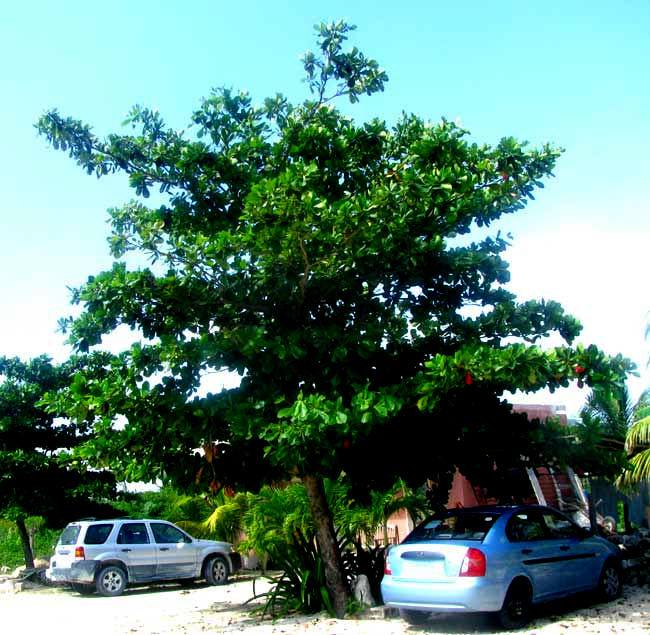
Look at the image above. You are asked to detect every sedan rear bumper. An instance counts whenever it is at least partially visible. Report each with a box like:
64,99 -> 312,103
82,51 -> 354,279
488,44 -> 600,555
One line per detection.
381,574 -> 505,613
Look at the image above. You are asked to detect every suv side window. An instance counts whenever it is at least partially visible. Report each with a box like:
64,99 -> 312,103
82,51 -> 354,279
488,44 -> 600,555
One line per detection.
84,524 -> 113,545
151,523 -> 191,544
117,522 -> 150,545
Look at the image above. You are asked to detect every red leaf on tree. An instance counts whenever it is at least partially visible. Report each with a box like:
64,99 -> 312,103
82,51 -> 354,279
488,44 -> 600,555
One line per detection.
465,371 -> 473,385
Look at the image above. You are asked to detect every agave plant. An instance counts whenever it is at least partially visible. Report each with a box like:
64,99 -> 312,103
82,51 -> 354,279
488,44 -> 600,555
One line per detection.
256,529 -> 334,616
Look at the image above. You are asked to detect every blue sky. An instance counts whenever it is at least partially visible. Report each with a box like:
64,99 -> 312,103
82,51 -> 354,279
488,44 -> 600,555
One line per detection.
1,1 -> 648,416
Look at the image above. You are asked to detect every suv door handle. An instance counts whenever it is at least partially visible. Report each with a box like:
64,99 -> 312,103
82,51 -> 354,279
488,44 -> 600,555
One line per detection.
159,547 -> 170,551
560,545 -> 570,551
521,549 -> 533,554
121,548 -> 132,552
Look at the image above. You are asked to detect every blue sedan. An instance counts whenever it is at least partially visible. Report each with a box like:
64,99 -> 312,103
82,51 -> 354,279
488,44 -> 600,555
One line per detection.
381,504 -> 622,629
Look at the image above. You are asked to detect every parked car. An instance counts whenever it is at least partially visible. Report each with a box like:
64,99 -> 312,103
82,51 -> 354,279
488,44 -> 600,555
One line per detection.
46,518 -> 242,596
381,504 -> 622,629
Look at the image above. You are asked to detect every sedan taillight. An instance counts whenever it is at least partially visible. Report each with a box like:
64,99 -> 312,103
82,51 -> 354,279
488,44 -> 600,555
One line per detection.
384,552 -> 392,575
459,547 -> 486,577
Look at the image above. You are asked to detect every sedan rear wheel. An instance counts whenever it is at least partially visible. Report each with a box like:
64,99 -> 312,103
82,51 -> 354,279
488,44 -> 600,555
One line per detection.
496,581 -> 532,630
399,609 -> 431,625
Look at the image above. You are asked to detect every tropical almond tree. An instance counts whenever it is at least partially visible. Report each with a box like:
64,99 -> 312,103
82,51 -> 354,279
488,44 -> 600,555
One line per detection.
37,22 -> 632,615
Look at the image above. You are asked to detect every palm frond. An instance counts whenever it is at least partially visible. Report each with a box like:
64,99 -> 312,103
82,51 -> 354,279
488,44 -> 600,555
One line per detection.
617,386 -> 650,487
384,492 -> 429,525
200,493 -> 248,542
175,519 -> 207,537
625,415 -> 650,451
580,386 -> 631,439
617,449 -> 650,490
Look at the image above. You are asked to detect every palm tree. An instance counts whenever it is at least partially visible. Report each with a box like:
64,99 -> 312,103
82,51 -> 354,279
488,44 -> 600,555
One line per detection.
611,313 -> 650,487
571,385 -> 633,484
180,491 -> 249,545
617,389 -> 650,488
580,385 -> 632,443
336,479 -> 428,547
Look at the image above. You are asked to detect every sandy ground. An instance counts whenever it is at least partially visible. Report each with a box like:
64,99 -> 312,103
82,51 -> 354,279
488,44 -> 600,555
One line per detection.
1,575 -> 650,634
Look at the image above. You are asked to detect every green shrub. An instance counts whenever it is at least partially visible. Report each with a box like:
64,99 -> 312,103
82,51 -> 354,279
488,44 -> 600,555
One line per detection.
0,520 -> 60,569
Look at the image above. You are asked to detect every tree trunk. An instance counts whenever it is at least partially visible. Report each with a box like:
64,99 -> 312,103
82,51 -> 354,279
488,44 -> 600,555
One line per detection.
16,517 -> 35,569
302,473 -> 348,618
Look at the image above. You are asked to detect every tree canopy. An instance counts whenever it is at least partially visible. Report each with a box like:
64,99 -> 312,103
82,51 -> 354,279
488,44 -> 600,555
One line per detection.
37,21 -> 632,614
0,355 -> 116,567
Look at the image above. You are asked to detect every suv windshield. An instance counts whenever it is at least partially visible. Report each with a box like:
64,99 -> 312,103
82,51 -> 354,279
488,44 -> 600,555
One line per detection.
405,511 -> 501,542
59,525 -> 82,545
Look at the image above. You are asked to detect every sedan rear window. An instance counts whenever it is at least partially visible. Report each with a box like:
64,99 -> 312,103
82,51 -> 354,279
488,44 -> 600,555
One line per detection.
405,512 -> 500,542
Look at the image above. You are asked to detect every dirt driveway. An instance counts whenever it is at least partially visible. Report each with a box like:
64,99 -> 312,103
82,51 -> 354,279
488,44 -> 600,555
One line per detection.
1,575 -> 650,634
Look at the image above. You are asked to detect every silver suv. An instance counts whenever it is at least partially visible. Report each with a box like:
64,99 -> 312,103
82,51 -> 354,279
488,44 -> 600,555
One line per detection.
46,518 -> 242,596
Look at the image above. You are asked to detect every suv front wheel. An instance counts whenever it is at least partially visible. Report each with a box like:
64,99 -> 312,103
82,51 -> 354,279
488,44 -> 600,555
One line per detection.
204,555 -> 228,585
96,565 -> 127,597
